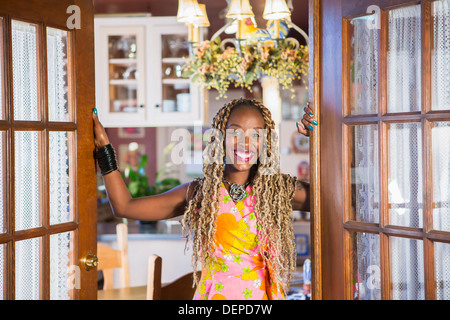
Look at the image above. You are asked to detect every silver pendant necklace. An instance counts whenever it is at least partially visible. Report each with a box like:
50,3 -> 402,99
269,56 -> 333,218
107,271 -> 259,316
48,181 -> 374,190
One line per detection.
222,178 -> 249,202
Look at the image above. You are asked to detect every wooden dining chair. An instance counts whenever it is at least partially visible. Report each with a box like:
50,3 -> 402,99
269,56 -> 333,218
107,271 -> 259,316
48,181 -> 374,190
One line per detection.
146,254 -> 201,300
97,223 -> 130,290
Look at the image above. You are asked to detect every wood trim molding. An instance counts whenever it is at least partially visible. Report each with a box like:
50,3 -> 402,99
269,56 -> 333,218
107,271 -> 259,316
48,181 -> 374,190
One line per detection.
308,0 -> 323,300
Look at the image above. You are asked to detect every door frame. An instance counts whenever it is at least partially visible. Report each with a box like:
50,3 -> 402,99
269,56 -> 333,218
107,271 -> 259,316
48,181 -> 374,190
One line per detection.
73,0 -> 98,300
308,0 -> 323,301
0,0 -> 97,299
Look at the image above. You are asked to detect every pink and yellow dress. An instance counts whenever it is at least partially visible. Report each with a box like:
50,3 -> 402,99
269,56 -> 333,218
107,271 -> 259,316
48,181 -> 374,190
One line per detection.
193,182 -> 284,300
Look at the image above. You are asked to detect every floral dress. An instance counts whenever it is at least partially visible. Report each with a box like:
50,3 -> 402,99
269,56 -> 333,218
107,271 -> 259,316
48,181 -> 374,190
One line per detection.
193,182 -> 284,300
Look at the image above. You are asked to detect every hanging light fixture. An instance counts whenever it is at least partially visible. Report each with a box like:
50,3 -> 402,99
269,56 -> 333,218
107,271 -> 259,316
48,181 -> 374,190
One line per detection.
178,0 -> 308,45
197,4 -> 210,27
226,0 -> 255,40
176,0 -> 204,25
263,0 -> 291,20
263,0 -> 291,40
177,0 -> 209,55
178,0 -> 310,104
226,0 -> 254,20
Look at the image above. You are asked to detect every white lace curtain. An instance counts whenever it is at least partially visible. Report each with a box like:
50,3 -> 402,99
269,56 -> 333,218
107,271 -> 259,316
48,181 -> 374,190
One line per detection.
431,0 -> 450,301
433,0 -> 450,111
11,22 -> 71,300
351,15 -> 381,301
351,1 -> 450,300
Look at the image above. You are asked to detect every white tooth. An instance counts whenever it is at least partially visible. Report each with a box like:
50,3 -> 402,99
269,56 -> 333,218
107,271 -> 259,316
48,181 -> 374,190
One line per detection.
236,151 -> 251,158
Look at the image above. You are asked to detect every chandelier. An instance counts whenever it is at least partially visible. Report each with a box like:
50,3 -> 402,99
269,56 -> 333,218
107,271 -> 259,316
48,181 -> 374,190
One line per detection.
176,0 -> 309,98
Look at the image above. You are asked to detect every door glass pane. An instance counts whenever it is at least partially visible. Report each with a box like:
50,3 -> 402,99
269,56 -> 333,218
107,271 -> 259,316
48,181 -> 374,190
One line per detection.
390,236 -> 424,300
15,237 -> 40,300
435,241 -> 450,300
387,5 -> 421,113
109,35 -> 136,59
351,232 -> 381,300
0,17 -> 4,120
50,231 -> 73,300
432,0 -> 450,111
49,131 -> 72,225
162,62 -> 185,79
349,15 -> 379,115
109,83 -> 138,113
432,122 -> 450,231
161,33 -> 190,115
162,83 -> 190,113
0,131 -> 4,233
15,131 -> 40,231
12,20 -> 39,121
388,123 -> 422,228
161,34 -> 189,58
47,27 -> 70,122
350,125 -> 379,223
108,35 -> 139,113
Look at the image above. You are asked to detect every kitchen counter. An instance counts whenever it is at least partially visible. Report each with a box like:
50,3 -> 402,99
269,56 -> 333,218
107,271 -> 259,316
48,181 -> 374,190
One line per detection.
97,220 -> 193,287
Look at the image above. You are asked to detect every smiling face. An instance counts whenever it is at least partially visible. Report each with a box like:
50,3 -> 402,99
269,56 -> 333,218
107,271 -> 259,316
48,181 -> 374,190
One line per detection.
224,105 -> 266,172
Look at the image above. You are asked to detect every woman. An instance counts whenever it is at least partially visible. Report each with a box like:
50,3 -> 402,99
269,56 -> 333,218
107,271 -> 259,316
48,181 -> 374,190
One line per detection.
93,98 -> 317,300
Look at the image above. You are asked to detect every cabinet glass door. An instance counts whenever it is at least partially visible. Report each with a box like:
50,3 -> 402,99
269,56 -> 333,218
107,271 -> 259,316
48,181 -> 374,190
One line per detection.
150,29 -> 203,126
161,34 -> 191,114
96,25 -> 146,126
108,35 -> 139,113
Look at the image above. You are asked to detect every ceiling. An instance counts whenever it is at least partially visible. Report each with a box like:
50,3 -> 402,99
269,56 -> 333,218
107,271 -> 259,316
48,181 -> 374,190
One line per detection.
94,0 -> 309,44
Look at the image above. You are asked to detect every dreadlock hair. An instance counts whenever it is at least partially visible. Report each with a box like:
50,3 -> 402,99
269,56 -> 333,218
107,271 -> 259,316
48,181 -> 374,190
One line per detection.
181,98 -> 298,294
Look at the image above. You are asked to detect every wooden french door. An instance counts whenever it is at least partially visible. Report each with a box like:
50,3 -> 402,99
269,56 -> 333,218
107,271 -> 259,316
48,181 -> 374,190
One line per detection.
0,0 -> 97,299
309,0 -> 450,299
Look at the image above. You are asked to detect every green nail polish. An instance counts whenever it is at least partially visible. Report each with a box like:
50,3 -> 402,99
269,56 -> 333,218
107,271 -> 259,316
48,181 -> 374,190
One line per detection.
312,120 -> 318,125
296,122 -> 299,130
308,125 -> 314,131
93,108 -> 97,115
308,112 -> 314,117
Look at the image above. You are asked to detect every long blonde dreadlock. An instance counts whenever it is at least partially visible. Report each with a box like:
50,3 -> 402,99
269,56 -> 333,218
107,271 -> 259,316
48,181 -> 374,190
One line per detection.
181,98 -> 298,294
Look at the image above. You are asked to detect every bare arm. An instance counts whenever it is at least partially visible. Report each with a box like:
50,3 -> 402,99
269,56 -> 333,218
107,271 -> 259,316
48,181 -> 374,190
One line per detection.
103,170 -> 190,220
93,109 -> 193,221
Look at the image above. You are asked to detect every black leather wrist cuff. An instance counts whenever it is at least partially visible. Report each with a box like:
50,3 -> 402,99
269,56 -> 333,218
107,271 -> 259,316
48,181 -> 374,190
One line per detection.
95,144 -> 118,176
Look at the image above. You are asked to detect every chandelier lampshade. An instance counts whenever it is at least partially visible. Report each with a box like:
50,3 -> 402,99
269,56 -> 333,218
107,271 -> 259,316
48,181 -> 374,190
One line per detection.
197,4 -> 210,27
226,0 -> 255,20
179,0 -> 309,99
263,0 -> 291,20
176,0 -> 204,24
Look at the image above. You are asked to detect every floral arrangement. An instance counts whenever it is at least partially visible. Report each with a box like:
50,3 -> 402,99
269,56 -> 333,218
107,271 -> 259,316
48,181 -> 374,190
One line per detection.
181,37 -> 308,98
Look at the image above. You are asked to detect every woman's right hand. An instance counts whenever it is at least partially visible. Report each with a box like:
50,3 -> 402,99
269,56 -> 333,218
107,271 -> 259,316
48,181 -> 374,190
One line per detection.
92,108 -> 110,149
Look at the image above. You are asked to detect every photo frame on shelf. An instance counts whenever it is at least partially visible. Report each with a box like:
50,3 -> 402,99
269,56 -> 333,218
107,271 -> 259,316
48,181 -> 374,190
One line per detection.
294,234 -> 309,257
118,127 -> 145,139
291,131 -> 310,153
118,143 -> 146,171
297,160 -> 310,181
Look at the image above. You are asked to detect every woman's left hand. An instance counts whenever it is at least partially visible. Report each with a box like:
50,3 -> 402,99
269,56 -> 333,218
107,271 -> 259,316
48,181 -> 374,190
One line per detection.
296,102 -> 318,137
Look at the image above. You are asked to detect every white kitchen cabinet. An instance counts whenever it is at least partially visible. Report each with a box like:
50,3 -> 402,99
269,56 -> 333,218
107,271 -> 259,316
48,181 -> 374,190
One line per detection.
94,16 -> 205,127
